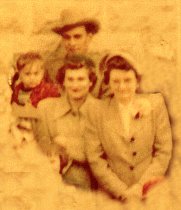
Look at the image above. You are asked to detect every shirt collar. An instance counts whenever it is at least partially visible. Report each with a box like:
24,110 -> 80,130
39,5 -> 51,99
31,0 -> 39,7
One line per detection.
52,93 -> 93,120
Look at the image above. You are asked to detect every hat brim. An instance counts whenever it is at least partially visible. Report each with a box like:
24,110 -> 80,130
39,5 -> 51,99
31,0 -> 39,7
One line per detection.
52,19 -> 100,35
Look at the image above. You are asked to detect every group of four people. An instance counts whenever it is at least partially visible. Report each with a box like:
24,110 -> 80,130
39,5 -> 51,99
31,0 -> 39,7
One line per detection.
11,8 -> 172,204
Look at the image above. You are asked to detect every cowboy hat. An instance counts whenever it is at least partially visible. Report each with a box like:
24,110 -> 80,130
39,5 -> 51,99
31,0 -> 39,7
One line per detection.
52,8 -> 100,35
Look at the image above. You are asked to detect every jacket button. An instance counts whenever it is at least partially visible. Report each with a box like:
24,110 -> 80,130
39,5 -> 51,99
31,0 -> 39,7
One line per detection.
129,166 -> 134,170
132,151 -> 137,156
130,137 -> 135,142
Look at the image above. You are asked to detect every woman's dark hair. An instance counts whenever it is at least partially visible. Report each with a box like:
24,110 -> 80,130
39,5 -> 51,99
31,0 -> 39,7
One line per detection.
103,55 -> 141,85
56,55 -> 97,92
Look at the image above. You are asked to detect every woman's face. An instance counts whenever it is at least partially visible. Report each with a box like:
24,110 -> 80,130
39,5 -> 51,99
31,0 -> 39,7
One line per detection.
63,67 -> 92,101
109,69 -> 138,103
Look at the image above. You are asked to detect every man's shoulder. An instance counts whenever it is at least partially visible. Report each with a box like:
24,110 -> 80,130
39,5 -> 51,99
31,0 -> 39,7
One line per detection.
87,50 -> 109,63
91,50 -> 109,56
43,43 -> 66,73
43,42 -> 65,61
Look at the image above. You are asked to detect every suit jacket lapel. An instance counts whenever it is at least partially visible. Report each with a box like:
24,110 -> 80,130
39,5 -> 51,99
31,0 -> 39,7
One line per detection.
107,96 -> 145,141
52,95 -> 71,121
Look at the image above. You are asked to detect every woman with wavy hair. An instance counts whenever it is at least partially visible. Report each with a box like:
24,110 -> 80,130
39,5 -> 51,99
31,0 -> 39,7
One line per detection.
85,53 -> 172,204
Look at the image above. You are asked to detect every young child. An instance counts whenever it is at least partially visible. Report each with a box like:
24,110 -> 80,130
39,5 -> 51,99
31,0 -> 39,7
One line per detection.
11,52 -> 60,107
11,52 -> 61,172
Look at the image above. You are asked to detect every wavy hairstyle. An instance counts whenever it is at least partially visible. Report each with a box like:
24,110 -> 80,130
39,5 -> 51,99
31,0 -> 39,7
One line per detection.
56,55 -> 97,92
103,55 -> 141,85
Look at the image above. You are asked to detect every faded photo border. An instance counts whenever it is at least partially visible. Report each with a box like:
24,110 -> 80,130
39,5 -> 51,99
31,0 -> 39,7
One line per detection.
0,0 -> 180,209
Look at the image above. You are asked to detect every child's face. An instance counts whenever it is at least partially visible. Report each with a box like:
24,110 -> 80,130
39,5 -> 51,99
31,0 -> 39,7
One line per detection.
19,60 -> 44,89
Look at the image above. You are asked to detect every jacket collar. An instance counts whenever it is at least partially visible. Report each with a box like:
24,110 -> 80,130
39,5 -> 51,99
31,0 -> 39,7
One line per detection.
107,94 -> 152,120
52,93 -> 94,120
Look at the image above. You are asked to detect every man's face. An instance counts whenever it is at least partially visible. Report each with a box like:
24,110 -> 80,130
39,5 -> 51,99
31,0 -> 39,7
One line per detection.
19,60 -> 44,89
109,69 -> 138,103
63,67 -> 92,101
61,26 -> 92,56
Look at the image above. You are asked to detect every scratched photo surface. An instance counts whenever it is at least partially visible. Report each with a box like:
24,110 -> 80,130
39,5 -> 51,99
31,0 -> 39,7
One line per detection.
0,0 -> 180,209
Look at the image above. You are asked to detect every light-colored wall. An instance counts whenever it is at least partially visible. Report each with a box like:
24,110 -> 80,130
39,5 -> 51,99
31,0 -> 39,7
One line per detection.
0,1 -> 177,65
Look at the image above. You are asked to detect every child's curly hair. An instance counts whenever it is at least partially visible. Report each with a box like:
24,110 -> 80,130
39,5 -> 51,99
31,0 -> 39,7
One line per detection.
16,52 -> 42,72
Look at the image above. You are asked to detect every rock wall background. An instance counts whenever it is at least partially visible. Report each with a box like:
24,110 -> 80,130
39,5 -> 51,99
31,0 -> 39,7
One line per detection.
0,0 -> 180,168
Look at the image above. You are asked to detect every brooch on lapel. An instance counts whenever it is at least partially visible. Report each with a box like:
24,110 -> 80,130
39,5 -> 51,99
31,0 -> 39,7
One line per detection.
131,98 -> 152,120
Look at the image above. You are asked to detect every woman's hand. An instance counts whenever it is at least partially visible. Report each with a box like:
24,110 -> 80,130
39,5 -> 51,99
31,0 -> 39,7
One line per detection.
59,156 -> 68,173
50,141 -> 69,174
124,183 -> 143,200
58,146 -> 69,174
117,194 -> 127,203
124,176 -> 165,201
111,192 -> 127,203
142,176 -> 165,197
54,136 -> 86,162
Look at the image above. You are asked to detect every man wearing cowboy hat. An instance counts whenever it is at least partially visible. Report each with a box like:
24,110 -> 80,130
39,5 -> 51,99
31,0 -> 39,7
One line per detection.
44,8 -> 104,98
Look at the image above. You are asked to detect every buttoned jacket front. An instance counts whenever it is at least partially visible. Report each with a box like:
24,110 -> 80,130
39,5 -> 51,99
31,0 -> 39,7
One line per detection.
85,93 -> 172,197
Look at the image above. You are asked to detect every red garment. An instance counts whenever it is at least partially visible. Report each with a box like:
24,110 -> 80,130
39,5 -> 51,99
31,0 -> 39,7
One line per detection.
12,80 -> 60,108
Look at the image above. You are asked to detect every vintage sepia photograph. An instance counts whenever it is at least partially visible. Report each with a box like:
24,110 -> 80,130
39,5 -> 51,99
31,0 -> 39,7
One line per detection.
0,0 -> 180,209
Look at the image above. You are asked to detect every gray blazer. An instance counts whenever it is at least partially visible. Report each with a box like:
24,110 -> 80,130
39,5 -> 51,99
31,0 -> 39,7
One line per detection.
85,93 -> 172,197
